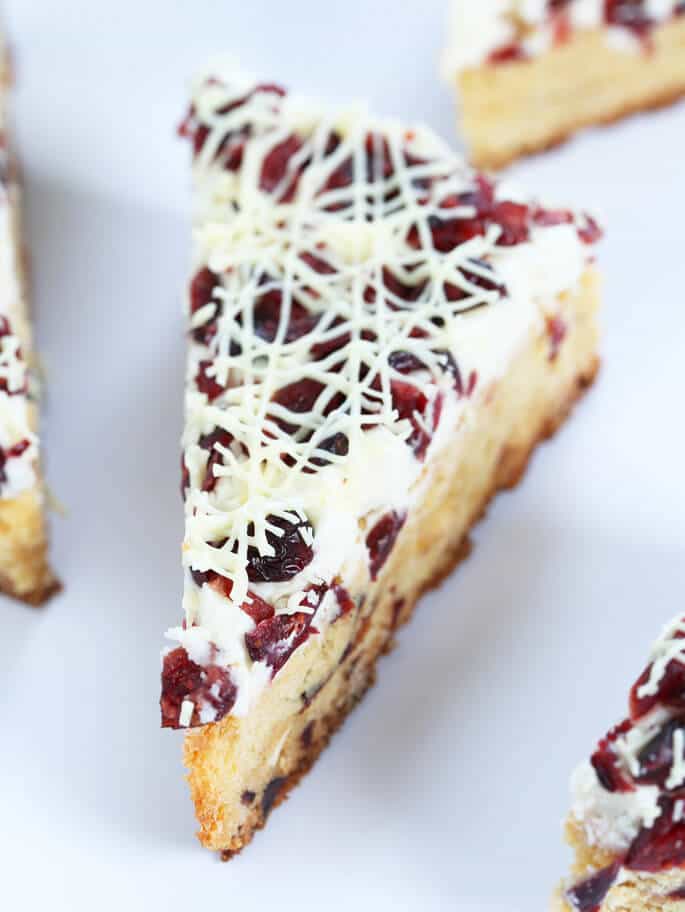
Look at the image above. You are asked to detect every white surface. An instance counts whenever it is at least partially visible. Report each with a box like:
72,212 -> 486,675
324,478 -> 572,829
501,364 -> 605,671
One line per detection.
1,2 -> 684,910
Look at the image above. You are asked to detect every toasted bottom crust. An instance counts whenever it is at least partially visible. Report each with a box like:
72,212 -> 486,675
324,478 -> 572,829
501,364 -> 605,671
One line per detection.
0,486 -> 59,604
457,19 -> 685,170
553,818 -> 685,911
183,270 -> 601,857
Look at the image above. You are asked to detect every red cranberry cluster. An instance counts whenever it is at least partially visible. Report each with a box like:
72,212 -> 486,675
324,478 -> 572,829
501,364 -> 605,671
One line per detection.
160,646 -> 237,728
568,639 -> 685,906
161,574 -> 358,727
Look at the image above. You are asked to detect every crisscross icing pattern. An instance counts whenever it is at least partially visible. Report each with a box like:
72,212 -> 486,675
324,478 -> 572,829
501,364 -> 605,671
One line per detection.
180,77 -> 539,608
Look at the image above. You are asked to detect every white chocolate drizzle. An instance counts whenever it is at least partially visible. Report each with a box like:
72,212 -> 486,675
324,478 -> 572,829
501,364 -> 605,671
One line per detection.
166,69 -> 598,724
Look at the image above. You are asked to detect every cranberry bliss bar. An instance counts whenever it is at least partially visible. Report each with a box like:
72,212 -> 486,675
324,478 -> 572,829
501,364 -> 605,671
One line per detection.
162,70 -> 601,857
555,616 -> 685,911
442,1 -> 685,169
0,48 -> 56,604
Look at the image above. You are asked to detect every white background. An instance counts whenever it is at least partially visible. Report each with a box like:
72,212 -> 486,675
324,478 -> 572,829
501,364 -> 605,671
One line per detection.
2,2 -> 684,910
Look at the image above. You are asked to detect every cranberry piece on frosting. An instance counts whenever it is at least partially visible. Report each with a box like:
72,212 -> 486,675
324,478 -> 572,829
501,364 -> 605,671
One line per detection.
246,515 -> 314,583
635,718 -> 685,787
366,511 -> 407,580
627,795 -> 685,871
0,439 -> 30,488
195,359 -> 224,401
260,135 -> 306,202
189,267 -> 222,345
391,380 -> 442,460
630,645 -> 685,720
197,427 -> 235,493
591,719 -> 634,793
488,43 -> 527,64
546,315 -> 567,361
565,862 -> 621,912
160,647 -> 237,729
245,611 -> 314,674
605,0 -> 653,36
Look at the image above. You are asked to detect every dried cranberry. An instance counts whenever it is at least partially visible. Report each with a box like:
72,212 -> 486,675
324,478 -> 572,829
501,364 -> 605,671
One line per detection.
439,352 -> 478,397
180,83 -> 285,162
260,134 -> 306,201
195,360 -> 224,401
605,0 -> 653,36
488,43 -> 527,64
382,267 -> 427,304
364,132 -> 394,182
445,260 -> 506,305
332,583 -> 355,619
631,650 -> 685,720
389,350 -> 427,374
635,718 -> 685,787
627,795 -> 685,871
300,250 -> 336,276
310,431 -> 349,469
533,207 -> 574,228
565,862 -> 621,912
160,647 -> 237,729
0,439 -> 30,488
245,611 -> 313,673
246,515 -> 314,583
591,719 -> 634,792
190,267 -> 221,344
366,511 -> 406,580
578,215 -> 603,246
391,380 -> 442,459
252,282 -> 318,343
491,200 -> 531,246
272,377 -> 325,415
310,324 -> 350,362
240,590 -> 275,625
546,315 -> 567,361
197,427 -> 234,493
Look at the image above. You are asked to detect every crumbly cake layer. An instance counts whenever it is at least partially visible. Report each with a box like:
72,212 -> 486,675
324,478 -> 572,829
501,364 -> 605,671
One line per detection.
184,268 -> 600,856
457,18 -> 685,169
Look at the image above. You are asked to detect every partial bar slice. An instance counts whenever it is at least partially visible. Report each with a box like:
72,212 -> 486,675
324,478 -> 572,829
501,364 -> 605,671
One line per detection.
163,69 -> 602,857
0,46 -> 57,604
555,616 -> 685,911
442,1 -> 685,169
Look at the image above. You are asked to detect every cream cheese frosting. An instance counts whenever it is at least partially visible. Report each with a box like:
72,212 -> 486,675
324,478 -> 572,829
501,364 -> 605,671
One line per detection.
163,70 -> 599,727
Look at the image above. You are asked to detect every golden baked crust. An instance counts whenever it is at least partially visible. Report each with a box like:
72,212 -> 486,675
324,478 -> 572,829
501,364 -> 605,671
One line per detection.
183,269 -> 601,857
456,18 -> 685,170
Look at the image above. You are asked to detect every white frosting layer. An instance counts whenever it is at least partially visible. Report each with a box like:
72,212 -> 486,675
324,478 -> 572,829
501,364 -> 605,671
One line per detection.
168,72 -> 597,722
441,0 -> 682,76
